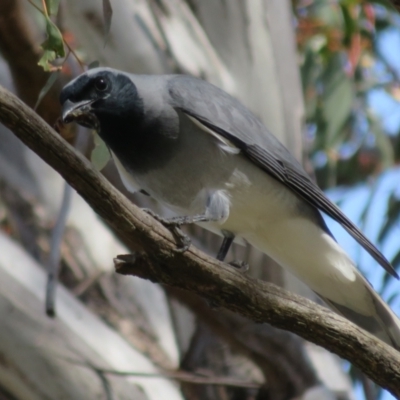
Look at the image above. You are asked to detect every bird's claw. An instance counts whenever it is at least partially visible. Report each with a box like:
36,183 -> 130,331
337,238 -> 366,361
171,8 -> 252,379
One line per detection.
142,208 -> 167,223
142,208 -> 191,252
228,260 -> 249,272
170,226 -> 191,253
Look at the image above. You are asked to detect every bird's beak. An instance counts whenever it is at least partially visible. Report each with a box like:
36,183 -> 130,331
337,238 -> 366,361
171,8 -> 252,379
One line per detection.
62,99 -> 95,124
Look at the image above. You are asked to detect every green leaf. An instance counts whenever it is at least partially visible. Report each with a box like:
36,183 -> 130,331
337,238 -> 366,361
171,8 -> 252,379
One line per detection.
301,48 -> 317,91
45,0 -> 61,16
38,50 -> 57,72
381,248 -> 400,289
88,60 -> 100,69
44,17 -> 65,57
34,70 -> 60,110
391,248 -> 400,270
339,0 -> 359,7
340,3 -> 357,47
322,57 -> 354,147
91,133 -> 110,171
38,17 -> 65,71
312,1 -> 342,26
369,115 -> 394,170
385,291 -> 399,306
375,19 -> 392,32
378,192 -> 400,243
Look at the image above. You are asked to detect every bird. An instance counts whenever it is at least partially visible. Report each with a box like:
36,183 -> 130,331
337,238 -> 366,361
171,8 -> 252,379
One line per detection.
60,67 -> 400,349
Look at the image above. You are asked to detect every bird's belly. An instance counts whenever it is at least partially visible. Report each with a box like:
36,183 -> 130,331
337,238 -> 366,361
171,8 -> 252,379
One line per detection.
196,162 -> 366,309
220,158 -> 307,232
118,143 -> 239,214
114,147 -> 366,309
244,216 -> 373,312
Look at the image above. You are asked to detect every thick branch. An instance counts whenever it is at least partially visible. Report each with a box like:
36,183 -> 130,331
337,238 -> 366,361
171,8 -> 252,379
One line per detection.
0,85 -> 400,397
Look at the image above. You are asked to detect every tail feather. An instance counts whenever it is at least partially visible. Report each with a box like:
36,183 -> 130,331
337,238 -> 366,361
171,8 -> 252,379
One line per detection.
320,282 -> 400,350
371,294 -> 400,349
242,212 -> 400,349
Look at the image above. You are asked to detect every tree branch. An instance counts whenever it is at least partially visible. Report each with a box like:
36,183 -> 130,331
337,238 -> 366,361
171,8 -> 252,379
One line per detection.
0,85 -> 400,398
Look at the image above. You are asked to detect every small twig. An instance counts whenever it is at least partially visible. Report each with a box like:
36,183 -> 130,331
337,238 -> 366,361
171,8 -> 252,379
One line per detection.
44,57 -> 95,313
99,369 -> 260,389
73,271 -> 104,297
46,124 -> 89,316
26,0 -> 43,14
69,359 -> 260,389
45,181 -> 72,316
63,40 -> 86,71
41,0 -> 48,17
95,369 -> 114,400
26,0 -> 85,71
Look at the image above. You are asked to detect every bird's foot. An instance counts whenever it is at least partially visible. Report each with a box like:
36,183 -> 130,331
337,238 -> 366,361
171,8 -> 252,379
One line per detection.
228,260 -> 249,272
142,208 -> 192,252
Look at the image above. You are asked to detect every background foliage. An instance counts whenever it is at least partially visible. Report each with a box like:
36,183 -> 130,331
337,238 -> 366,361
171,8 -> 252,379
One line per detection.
295,1 -> 400,398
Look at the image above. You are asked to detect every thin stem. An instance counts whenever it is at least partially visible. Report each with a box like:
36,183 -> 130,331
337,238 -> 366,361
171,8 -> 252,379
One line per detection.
26,0 -> 44,14
63,40 -> 85,71
41,0 -> 49,17
26,0 -> 85,71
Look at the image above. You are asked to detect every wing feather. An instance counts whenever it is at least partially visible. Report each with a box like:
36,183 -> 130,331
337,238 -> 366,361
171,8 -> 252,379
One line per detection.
167,75 -> 397,278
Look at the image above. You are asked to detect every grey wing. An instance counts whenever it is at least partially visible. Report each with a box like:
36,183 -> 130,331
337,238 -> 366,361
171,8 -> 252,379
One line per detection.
167,75 -> 398,279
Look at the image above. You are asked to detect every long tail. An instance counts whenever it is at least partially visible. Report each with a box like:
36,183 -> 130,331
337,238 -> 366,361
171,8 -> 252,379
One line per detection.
246,215 -> 400,350
320,273 -> 400,350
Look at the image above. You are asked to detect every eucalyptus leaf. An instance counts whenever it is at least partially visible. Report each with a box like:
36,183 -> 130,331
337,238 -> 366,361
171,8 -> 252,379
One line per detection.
91,133 -> 110,171
385,292 -> 399,306
312,0 -> 342,26
38,50 -> 57,72
340,3 -> 357,47
378,193 -> 400,243
88,60 -> 100,69
34,71 -> 60,110
45,0 -> 61,16
381,249 -> 400,289
44,17 -> 65,57
322,58 -> 354,147
369,116 -> 394,170
38,17 -> 65,71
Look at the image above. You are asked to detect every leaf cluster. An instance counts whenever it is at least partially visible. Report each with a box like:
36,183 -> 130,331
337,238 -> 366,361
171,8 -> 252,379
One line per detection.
295,0 -> 400,188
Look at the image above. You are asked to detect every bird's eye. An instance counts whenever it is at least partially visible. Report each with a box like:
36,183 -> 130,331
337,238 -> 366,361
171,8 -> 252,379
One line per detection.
94,77 -> 108,92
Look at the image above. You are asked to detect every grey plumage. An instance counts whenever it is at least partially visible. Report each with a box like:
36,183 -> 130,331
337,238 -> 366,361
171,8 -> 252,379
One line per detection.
60,67 -> 400,349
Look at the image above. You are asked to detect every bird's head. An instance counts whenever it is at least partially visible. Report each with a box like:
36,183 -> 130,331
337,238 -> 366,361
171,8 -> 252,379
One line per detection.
60,67 -> 143,131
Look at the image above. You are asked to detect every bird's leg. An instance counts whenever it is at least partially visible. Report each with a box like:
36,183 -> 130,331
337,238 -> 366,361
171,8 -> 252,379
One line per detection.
142,208 -> 219,252
216,231 -> 249,272
144,209 -> 248,271
216,232 -> 234,261
142,208 -> 216,225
